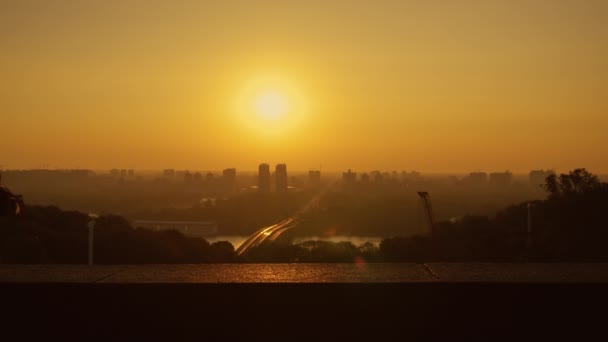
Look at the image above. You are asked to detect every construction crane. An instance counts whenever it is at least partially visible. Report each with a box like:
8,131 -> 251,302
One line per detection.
417,192 -> 436,235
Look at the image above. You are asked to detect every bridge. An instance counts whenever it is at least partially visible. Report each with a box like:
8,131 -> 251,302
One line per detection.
235,180 -> 334,256
235,218 -> 297,255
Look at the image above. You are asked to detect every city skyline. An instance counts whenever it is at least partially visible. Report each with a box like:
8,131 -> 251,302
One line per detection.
0,165 -> 584,177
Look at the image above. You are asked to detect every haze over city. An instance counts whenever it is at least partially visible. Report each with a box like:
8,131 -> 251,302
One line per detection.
2,1 -> 607,172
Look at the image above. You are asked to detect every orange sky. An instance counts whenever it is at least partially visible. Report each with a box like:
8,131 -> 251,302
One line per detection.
1,1 -> 607,173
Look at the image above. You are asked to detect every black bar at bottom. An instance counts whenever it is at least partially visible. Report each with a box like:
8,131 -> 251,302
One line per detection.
3,282 -> 607,340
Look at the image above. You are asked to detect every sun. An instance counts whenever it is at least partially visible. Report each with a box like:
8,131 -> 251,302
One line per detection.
254,90 -> 288,120
233,74 -> 310,137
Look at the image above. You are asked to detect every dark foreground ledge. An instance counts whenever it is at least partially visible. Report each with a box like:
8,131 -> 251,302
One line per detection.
3,263 -> 608,339
4,263 -> 608,283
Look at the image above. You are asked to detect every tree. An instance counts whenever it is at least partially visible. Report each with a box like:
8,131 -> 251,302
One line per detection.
544,168 -> 602,198
210,241 -> 236,262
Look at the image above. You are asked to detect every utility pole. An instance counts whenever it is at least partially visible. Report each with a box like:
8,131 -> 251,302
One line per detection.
417,192 -> 436,235
87,214 -> 98,266
526,202 -> 533,259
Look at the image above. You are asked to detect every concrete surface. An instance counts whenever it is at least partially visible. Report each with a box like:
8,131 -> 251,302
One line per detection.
2,263 -> 608,283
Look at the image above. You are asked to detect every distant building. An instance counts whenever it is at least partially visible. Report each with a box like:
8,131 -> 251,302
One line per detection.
184,171 -> 193,183
382,172 -> 391,181
258,163 -> 271,193
342,169 -> 357,185
489,171 -> 513,187
466,172 -> 488,185
193,172 -> 203,183
275,164 -> 288,192
223,168 -> 236,178
308,170 -> 321,188
529,169 -> 554,186
205,172 -> 214,182
402,171 -> 423,184
371,171 -> 383,183
69,169 -> 95,178
163,169 -> 175,178
360,173 -> 370,183
222,168 -> 237,193
110,169 -> 120,177
127,169 -> 135,177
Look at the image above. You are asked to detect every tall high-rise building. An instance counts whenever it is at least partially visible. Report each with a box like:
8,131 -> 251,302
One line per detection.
342,169 -> 357,185
205,172 -> 214,182
163,169 -> 175,179
275,164 -> 288,192
308,170 -> 321,188
529,169 -> 554,186
184,171 -> 193,183
462,172 -> 487,186
371,170 -> 383,183
360,172 -> 370,183
489,171 -> 513,187
258,163 -> 271,193
222,168 -> 237,193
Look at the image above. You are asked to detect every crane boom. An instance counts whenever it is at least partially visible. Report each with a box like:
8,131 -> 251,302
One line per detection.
417,192 -> 436,235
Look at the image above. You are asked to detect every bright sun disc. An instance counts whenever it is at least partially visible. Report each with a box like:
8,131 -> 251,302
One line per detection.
254,90 -> 288,120
234,75 -> 310,137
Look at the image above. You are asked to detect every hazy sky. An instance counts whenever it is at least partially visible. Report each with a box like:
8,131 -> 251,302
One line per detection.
1,0 -> 607,172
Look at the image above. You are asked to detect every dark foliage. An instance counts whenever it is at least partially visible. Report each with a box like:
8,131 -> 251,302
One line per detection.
0,206 -> 236,264
243,240 -> 380,263
380,169 -> 608,262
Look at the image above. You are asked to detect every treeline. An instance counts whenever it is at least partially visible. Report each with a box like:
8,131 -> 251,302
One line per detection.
0,206 -> 236,264
381,168 -> 608,262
